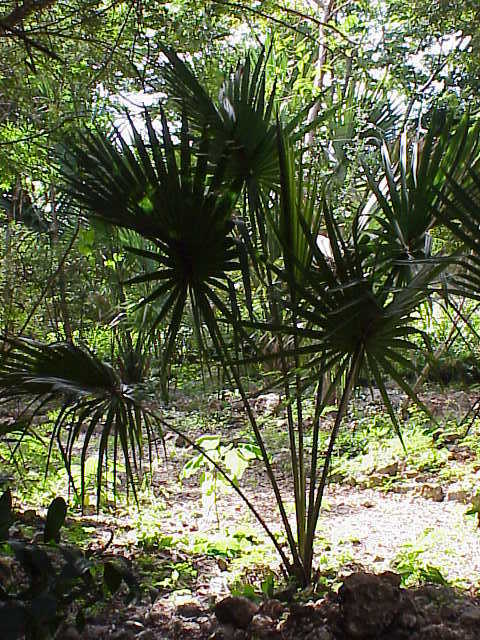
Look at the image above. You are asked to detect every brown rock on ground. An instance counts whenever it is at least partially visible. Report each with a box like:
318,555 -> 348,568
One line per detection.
337,571 -> 405,639
215,596 -> 259,629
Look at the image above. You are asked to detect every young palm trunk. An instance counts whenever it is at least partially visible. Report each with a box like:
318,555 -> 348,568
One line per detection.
303,346 -> 363,582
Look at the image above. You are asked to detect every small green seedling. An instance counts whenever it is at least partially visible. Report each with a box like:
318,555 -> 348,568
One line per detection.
465,493 -> 480,528
182,436 -> 261,521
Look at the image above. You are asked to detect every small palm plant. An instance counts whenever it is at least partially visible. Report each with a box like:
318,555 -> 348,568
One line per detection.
58,103 -> 451,584
0,337 -> 158,508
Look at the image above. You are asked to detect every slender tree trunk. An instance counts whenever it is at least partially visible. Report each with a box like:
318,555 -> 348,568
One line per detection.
2,180 -> 18,345
305,0 -> 336,146
50,184 -> 73,341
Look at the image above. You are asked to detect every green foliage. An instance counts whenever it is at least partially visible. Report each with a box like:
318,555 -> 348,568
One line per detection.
137,553 -> 197,594
182,435 -> 261,517
465,492 -> 480,527
230,572 -> 276,602
161,47 -> 282,216
0,490 -> 139,640
0,337 -> 160,508
363,110 -> 480,286
435,157 -> 480,301
394,543 -> 450,588
189,527 -> 261,560
2,11 -> 480,589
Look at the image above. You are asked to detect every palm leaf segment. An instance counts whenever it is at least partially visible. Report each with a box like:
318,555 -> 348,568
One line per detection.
0,338 -> 155,508
362,110 -> 480,286
63,112 -> 242,368
323,80 -> 401,184
161,47 -> 308,227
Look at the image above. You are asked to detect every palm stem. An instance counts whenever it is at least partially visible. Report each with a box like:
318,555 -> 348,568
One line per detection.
293,317 -> 306,558
201,299 -> 305,580
264,269 -> 303,557
304,345 -> 363,580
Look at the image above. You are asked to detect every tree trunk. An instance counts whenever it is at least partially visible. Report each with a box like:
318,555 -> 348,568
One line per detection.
50,184 -> 73,341
2,180 -> 22,348
305,0 -> 337,146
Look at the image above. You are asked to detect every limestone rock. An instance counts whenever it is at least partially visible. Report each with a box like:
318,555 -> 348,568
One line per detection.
254,393 -> 281,416
390,484 -> 416,494
368,474 -> 384,487
176,602 -> 205,619
446,488 -> 470,503
376,461 -> 399,476
22,509 -> 37,523
249,613 -> 280,639
420,484 -> 445,502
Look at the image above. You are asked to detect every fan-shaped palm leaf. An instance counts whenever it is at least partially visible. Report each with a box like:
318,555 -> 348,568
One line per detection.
277,198 -> 437,414
160,47 -> 319,233
61,111 -> 247,378
162,47 -> 278,191
0,338 -> 157,509
362,110 -> 480,286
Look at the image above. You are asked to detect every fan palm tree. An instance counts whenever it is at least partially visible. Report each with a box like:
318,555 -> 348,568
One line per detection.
60,107 -> 313,578
58,104 -> 455,584
238,123 -> 446,582
3,76 -> 469,585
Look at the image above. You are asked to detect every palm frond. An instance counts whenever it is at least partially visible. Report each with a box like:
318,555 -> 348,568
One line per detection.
0,337 -> 157,509
61,111 -> 253,379
271,123 -> 443,420
160,47 -> 309,231
361,109 -> 480,286
162,48 -> 279,198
